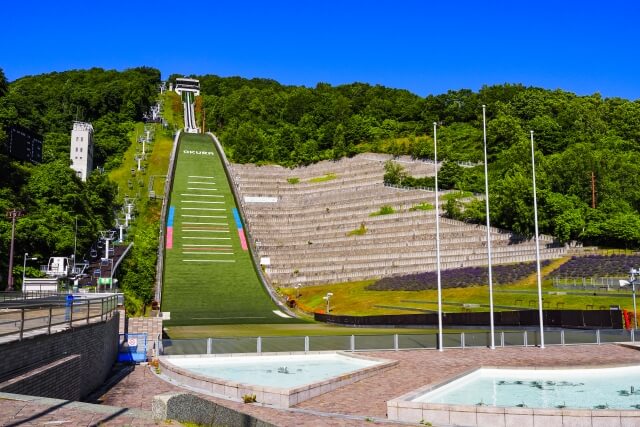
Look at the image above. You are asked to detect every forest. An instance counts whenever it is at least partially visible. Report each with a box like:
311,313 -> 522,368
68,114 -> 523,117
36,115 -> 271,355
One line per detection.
183,74 -> 640,248
0,67 -> 160,290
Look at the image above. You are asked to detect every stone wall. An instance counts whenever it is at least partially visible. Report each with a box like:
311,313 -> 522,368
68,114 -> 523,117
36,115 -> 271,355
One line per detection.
119,310 -> 163,357
0,355 -> 82,400
153,392 -> 275,427
0,313 -> 119,399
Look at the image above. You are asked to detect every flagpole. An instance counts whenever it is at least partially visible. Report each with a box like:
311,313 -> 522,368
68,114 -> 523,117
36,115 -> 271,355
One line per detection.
530,130 -> 545,349
483,105 -> 495,349
434,122 -> 443,352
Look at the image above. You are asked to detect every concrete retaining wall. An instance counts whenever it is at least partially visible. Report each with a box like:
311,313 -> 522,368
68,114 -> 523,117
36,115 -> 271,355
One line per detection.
153,392 -> 275,426
0,313 -> 119,399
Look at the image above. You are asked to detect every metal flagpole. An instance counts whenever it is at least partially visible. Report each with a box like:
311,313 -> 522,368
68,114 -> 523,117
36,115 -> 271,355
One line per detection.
483,106 -> 495,349
530,130 -> 545,349
434,122 -> 443,352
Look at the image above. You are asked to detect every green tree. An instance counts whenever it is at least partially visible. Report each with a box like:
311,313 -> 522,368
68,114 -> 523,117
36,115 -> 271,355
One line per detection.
383,160 -> 407,185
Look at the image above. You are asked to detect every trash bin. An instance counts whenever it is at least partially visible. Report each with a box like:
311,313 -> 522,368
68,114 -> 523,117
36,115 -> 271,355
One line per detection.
65,294 -> 74,321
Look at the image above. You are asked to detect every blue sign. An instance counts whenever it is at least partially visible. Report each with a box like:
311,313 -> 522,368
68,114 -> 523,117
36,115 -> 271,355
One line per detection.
118,333 -> 147,363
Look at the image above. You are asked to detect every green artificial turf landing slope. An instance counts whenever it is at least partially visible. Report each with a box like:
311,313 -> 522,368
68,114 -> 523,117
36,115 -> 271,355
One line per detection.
162,133 -> 301,325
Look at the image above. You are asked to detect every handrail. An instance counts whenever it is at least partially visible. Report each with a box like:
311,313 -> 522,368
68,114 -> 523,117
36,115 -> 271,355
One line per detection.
0,295 -> 119,342
159,328 -> 633,355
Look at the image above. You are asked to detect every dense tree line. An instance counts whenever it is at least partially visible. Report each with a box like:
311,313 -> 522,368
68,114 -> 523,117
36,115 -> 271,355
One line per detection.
190,75 -> 640,248
0,67 -> 160,289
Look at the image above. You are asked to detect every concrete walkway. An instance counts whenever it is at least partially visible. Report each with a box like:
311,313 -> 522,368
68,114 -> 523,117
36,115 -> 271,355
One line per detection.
0,392 -> 173,426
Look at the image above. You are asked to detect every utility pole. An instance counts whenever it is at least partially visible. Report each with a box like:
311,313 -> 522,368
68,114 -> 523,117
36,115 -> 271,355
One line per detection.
6,209 -> 24,291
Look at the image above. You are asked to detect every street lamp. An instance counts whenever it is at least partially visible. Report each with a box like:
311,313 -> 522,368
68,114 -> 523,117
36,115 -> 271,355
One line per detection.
620,268 -> 639,329
323,292 -> 333,313
23,253 -> 38,285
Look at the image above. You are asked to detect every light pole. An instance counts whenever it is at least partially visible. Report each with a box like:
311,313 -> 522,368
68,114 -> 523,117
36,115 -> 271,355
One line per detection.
23,253 -> 37,285
530,131 -> 545,349
323,292 -> 333,313
621,269 -> 639,329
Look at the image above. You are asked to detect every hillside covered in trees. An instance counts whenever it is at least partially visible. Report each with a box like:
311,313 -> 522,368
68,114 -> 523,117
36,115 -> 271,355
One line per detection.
184,75 -> 640,248
1,66 -> 639,290
0,67 -> 160,288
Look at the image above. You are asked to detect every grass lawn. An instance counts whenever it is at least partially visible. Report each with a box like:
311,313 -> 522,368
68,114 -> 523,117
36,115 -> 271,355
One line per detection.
108,122 -> 173,222
281,258 -> 636,316
161,133 -> 305,326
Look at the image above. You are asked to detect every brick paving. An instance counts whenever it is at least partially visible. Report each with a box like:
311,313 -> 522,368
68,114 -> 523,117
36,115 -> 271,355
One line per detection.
0,394 -> 171,426
1,344 -> 640,426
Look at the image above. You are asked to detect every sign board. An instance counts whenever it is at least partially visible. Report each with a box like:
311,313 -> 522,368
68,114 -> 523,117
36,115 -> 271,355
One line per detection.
118,333 -> 147,363
260,257 -> 271,266
98,278 -> 112,285
5,125 -> 43,164
244,196 -> 278,203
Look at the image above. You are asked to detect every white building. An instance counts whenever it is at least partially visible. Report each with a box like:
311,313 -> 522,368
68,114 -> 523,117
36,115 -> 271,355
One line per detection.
174,78 -> 200,96
70,121 -> 94,181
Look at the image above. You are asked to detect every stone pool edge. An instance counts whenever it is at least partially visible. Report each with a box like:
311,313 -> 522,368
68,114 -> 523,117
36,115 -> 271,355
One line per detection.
387,364 -> 640,427
158,351 -> 398,408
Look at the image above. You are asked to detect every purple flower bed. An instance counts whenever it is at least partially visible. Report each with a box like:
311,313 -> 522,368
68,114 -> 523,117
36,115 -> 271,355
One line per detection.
547,254 -> 640,278
367,261 -> 550,291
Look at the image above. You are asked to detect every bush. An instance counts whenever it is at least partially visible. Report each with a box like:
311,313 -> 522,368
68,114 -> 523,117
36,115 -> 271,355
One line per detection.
367,261 -> 551,291
409,202 -> 434,211
347,222 -> 367,236
370,205 -> 395,216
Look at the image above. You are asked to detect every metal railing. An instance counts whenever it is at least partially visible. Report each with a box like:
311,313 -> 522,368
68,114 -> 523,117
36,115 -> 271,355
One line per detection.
155,129 -> 182,305
552,276 -> 629,291
0,294 -> 119,342
160,328 -> 636,355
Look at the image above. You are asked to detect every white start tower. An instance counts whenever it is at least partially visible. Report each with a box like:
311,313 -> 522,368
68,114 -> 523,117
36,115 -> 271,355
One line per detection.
70,121 -> 94,181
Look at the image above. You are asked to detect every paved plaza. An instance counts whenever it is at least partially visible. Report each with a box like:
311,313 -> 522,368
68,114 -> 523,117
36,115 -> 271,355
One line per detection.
2,344 -> 640,426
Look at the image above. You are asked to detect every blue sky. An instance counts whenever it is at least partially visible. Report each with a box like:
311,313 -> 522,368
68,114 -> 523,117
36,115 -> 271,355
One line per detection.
2,0 -> 639,99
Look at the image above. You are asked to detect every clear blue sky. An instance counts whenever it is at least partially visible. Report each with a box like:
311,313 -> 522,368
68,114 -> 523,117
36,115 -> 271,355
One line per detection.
2,0 -> 639,99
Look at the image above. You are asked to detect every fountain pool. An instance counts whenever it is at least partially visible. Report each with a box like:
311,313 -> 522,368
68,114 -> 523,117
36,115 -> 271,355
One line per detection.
159,352 -> 396,407
389,365 -> 640,426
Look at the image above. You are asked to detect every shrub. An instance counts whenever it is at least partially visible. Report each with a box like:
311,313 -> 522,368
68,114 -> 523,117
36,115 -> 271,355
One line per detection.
547,254 -> 640,278
409,202 -> 435,211
287,177 -> 300,184
347,222 -> 367,236
370,205 -> 395,216
243,394 -> 257,403
367,261 -> 551,290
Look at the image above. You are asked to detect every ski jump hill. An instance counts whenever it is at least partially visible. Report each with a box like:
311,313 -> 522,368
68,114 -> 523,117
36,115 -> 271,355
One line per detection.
160,95 -> 299,326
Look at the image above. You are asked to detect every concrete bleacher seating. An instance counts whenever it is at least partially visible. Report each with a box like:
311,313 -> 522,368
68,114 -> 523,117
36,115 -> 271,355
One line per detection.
229,153 -> 567,287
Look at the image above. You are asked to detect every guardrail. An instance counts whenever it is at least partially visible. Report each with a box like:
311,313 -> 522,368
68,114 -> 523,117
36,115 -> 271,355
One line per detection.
160,328 -> 635,355
0,294 -> 119,342
155,129 -> 182,305
0,291 -> 62,302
